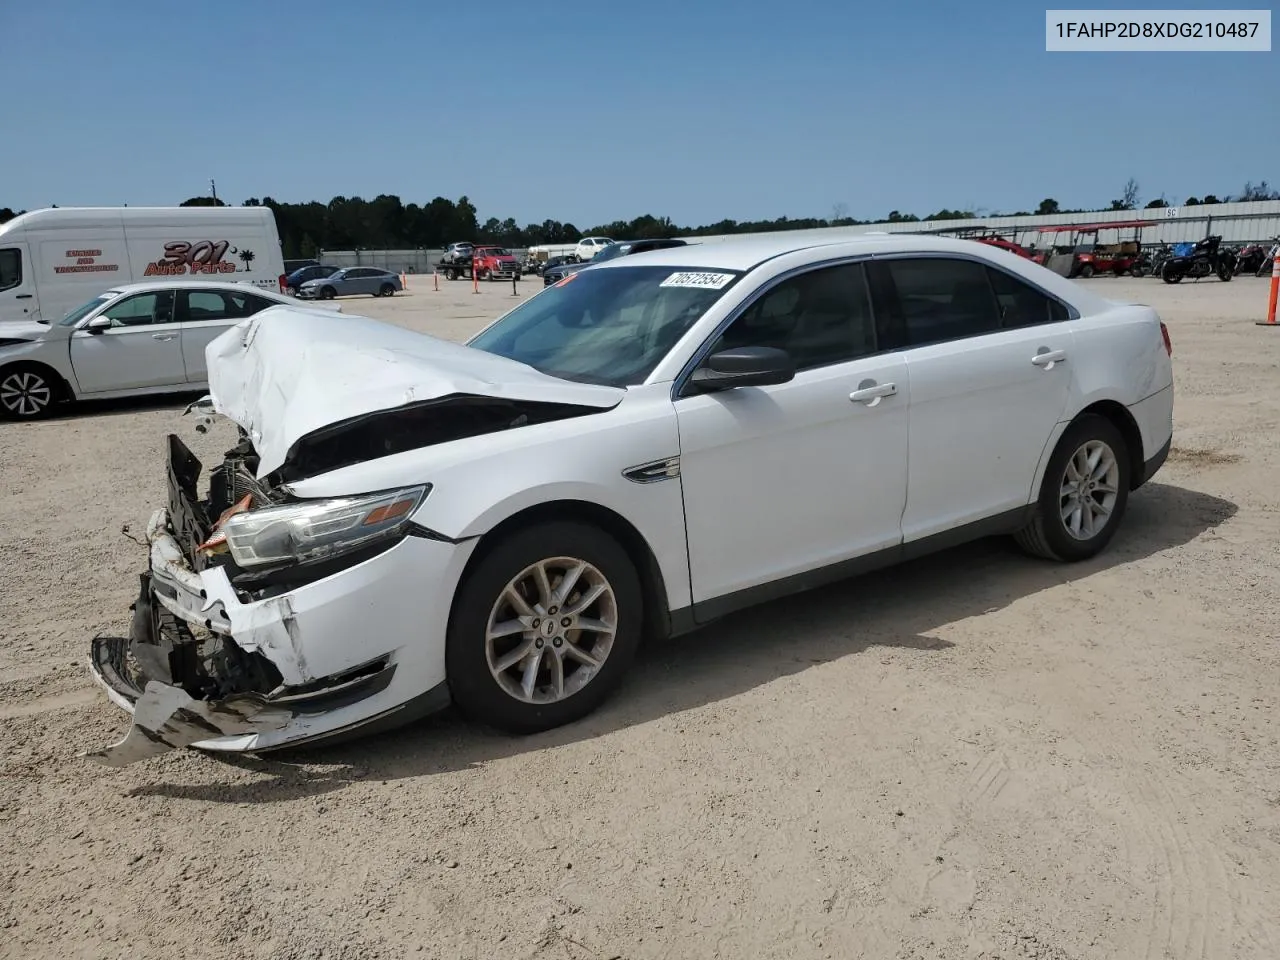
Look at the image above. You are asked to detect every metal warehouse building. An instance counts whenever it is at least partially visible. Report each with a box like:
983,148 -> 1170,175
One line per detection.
321,200 -> 1280,272
692,200 -> 1280,248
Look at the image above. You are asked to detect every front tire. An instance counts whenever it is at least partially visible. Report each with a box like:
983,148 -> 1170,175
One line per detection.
1078,263 -> 1095,279
320,286 -> 336,300
446,521 -> 643,734
0,363 -> 61,420
1014,414 -> 1131,562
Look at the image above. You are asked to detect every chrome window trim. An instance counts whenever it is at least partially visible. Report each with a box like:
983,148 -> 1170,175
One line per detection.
669,250 -> 1082,401
870,250 -> 1083,323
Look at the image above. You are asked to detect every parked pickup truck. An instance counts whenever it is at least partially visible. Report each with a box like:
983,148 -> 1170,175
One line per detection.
472,246 -> 521,281
438,242 -> 475,280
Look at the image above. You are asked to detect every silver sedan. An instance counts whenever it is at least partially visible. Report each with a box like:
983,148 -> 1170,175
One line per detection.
296,267 -> 403,299
0,280 -> 341,420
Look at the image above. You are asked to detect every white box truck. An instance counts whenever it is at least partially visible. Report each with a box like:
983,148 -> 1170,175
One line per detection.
0,206 -> 287,325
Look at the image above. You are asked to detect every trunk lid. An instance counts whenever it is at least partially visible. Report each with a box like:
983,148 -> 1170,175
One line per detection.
206,307 -> 625,479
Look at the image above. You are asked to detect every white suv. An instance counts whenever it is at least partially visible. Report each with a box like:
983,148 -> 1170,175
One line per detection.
87,234 -> 1173,766
573,236 -> 613,262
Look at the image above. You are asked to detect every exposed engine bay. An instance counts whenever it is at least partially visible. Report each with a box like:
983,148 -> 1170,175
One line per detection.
274,394 -> 602,483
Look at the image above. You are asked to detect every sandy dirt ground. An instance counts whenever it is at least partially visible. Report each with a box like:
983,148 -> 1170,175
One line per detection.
2,272 -> 1279,960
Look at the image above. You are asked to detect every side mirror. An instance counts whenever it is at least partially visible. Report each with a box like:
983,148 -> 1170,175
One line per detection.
690,346 -> 795,393
85,316 -> 112,334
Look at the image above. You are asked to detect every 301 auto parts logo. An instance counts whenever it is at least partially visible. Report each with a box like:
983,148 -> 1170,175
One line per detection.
143,241 -> 257,277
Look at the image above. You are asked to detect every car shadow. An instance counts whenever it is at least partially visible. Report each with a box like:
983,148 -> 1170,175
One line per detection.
129,481 -> 1236,803
37,392 -> 207,422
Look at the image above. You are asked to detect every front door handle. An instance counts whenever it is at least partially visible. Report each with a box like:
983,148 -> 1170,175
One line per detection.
849,380 -> 897,407
151,333 -> 178,341
15,294 -> 32,300
1032,348 -> 1067,369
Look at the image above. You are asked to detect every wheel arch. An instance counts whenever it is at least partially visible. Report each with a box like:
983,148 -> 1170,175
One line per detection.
1072,399 -> 1146,490
452,499 -> 675,645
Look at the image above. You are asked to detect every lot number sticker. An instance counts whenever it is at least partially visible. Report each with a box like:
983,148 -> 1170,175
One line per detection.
660,271 -> 735,290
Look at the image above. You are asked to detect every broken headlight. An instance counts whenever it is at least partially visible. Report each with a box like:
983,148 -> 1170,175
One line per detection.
223,484 -> 430,568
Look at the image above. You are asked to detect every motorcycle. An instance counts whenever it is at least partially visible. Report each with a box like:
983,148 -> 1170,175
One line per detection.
1161,235 -> 1235,283
1234,243 -> 1268,275
1257,241 -> 1279,278
1147,244 -> 1173,279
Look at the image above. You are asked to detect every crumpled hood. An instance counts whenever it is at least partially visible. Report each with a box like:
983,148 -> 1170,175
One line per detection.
0,320 -> 55,343
206,306 -> 625,478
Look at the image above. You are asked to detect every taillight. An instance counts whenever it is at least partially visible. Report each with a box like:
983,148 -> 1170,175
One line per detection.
278,273 -> 287,293
1160,321 -> 1172,357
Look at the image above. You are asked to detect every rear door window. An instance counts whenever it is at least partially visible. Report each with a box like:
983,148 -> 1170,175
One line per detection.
986,267 -> 1071,328
184,289 -> 273,322
877,257 -> 1002,347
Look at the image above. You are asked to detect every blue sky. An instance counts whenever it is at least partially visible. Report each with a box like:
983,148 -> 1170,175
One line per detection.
2,0 -> 1274,228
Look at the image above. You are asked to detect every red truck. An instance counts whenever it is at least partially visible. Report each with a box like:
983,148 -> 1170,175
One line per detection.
472,246 -> 521,281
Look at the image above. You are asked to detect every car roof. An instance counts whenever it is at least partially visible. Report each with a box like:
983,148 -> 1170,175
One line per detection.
587,232 -> 1010,272
103,280 -> 290,297
586,231 -> 1114,312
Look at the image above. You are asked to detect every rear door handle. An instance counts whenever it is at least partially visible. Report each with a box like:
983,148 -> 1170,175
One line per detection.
849,380 -> 897,406
1032,349 -> 1067,369
151,333 -> 178,341
15,294 -> 32,300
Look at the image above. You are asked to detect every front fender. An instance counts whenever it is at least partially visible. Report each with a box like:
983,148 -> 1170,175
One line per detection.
0,340 -> 79,397
287,388 -> 693,612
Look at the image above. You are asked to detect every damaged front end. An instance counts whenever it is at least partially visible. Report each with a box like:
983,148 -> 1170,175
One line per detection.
87,307 -> 629,767
85,433 -> 404,767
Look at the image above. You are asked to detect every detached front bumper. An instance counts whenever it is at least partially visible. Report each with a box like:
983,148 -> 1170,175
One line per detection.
85,441 -> 467,767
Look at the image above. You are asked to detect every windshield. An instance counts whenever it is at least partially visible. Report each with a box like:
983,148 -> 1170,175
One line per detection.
591,244 -> 630,263
467,265 -> 742,387
58,294 -> 115,326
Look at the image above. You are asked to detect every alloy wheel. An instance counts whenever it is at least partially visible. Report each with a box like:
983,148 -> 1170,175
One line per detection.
0,370 -> 53,418
1059,439 -> 1120,541
485,556 -> 618,704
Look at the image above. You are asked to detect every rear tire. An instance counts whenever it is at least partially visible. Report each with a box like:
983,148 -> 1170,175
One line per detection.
379,283 -> 395,297
0,362 -> 63,421
1014,414 -> 1131,562
1078,264 -> 1095,279
446,521 -> 643,734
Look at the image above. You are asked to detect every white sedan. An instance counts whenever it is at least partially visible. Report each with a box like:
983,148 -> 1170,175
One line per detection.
0,280 -> 340,420
86,233 -> 1174,765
